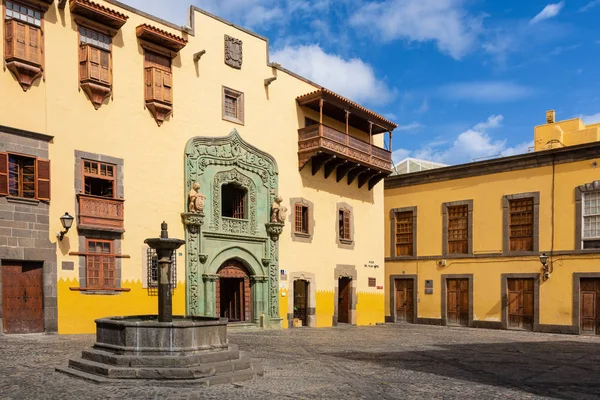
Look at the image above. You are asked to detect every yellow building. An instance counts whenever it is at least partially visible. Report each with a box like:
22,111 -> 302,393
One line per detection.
384,111 -> 600,335
0,0 -> 395,334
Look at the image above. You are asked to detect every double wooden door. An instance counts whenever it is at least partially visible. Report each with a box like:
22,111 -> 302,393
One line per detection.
395,279 -> 414,323
1,263 -> 44,334
446,279 -> 469,326
507,278 -> 534,330
580,279 -> 600,335
293,280 -> 309,326
338,277 -> 351,323
219,278 -> 245,322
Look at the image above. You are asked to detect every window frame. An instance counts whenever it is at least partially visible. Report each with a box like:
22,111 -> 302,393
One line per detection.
390,206 -> 417,259
289,197 -> 315,243
442,200 -> 473,256
82,159 -> 116,198
576,182 -> 600,250
336,202 -> 354,248
502,192 -> 539,255
294,203 -> 309,234
222,86 -> 244,125
0,151 -> 50,201
221,182 -> 247,220
7,153 -> 35,198
77,22 -> 113,85
85,239 -> 116,289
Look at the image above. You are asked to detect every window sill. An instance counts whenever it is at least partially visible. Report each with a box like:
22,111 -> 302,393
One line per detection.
222,115 -> 244,126
339,239 -> 354,245
70,287 -> 130,294
5,196 -> 41,206
293,231 -> 311,238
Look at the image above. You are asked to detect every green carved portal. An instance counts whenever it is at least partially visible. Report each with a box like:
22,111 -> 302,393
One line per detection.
183,130 -> 281,327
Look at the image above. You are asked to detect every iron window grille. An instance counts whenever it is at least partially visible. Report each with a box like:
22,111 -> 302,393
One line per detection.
147,248 -> 177,295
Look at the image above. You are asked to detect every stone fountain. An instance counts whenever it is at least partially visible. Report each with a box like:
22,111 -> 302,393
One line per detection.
56,222 -> 262,386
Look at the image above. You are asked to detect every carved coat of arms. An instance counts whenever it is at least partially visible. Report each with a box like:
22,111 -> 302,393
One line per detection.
225,35 -> 243,69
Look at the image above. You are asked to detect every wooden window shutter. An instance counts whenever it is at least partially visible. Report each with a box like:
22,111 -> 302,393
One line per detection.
79,44 -> 89,80
163,71 -> 172,103
0,153 -> 8,196
4,20 -> 14,59
343,210 -> 351,240
144,67 -> 153,101
99,49 -> 111,85
36,158 -> 50,201
27,25 -> 41,65
15,21 -> 27,61
154,68 -> 163,101
294,204 -> 302,232
89,46 -> 101,81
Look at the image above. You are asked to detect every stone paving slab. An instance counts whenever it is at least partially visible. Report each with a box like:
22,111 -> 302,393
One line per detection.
2,324 -> 600,399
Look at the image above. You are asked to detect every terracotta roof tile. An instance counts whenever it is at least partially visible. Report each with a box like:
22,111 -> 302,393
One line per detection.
71,0 -> 128,21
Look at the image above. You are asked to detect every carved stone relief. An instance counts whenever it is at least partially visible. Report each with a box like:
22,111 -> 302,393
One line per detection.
224,35 -> 243,69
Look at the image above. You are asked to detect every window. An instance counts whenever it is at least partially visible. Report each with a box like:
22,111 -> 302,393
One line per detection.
447,205 -> 469,254
294,204 -> 309,234
509,198 -> 534,251
146,247 -> 177,291
83,160 -> 115,198
221,183 -> 247,219
4,1 -> 44,90
144,50 -> 172,104
78,26 -> 112,108
0,152 -> 50,200
368,277 -> 376,287
583,192 -> 600,249
339,209 -> 351,241
395,211 -> 414,256
222,86 -> 244,125
86,240 -> 116,289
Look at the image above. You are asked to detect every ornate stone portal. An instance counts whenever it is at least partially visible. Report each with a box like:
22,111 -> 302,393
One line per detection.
183,130 -> 283,327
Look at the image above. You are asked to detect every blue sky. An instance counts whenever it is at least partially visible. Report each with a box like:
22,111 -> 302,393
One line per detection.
121,0 -> 600,165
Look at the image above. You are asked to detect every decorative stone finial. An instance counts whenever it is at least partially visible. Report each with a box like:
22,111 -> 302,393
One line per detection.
161,221 -> 168,238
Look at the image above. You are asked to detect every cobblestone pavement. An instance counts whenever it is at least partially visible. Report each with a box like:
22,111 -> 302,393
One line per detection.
1,324 -> 600,399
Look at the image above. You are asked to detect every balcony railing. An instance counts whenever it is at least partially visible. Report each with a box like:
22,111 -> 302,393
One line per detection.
77,193 -> 124,231
298,123 -> 392,173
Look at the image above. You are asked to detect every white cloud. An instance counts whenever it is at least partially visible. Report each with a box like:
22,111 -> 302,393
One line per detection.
396,122 -> 424,132
416,98 -> 429,114
350,0 -> 481,59
579,113 -> 600,125
530,2 -> 564,24
396,115 -> 532,165
271,45 -> 394,106
438,81 -> 534,103
579,1 -> 600,12
392,148 -> 411,164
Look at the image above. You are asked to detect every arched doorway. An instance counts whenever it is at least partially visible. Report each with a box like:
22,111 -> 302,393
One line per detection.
216,260 -> 251,322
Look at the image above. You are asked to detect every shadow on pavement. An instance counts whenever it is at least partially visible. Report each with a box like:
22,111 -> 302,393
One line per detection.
327,340 -> 600,399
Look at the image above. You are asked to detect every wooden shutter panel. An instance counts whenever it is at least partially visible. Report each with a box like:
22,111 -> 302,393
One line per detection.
5,20 -> 14,59
27,25 -> 41,65
0,153 -> 8,196
15,22 -> 27,60
144,67 -> 153,101
154,68 -> 163,101
36,159 -> 50,201
89,47 -> 100,81
163,71 -> 172,103
99,49 -> 111,85
343,210 -> 351,239
79,44 -> 89,80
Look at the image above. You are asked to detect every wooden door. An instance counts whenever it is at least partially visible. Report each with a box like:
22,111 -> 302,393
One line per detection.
580,279 -> 600,335
338,278 -> 351,323
219,278 -> 245,322
395,279 -> 414,323
447,279 -> 469,326
1,263 -> 44,334
507,278 -> 534,330
293,280 -> 308,326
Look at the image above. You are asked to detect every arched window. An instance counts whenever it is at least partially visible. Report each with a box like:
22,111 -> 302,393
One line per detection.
222,183 -> 247,219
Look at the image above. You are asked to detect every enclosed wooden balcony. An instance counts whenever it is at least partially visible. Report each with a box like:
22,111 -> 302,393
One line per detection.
77,193 -> 124,232
297,88 -> 397,190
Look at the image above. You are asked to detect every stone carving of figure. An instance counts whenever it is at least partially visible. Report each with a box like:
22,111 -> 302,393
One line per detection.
188,182 -> 206,213
270,196 -> 287,223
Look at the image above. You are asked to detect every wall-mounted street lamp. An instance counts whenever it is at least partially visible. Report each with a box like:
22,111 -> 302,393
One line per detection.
539,252 -> 550,280
57,212 -> 74,241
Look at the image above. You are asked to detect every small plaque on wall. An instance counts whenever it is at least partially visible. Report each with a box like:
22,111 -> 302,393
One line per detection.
425,280 -> 433,294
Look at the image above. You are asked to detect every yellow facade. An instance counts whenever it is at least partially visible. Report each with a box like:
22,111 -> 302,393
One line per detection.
0,1 -> 386,334
385,114 -> 600,334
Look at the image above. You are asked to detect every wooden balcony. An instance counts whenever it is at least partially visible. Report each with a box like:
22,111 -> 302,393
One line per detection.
77,193 -> 124,232
298,124 -> 392,190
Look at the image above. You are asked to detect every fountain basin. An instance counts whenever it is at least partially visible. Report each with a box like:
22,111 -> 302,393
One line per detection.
95,315 -> 228,356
